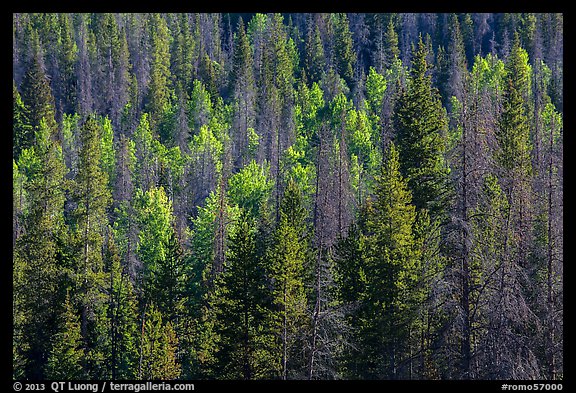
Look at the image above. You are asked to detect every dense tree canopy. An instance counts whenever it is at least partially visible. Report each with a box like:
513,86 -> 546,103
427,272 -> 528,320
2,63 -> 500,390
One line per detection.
13,12 -> 562,381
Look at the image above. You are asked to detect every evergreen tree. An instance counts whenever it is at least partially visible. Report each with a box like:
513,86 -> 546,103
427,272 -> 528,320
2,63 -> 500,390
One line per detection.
269,178 -> 311,379
230,17 -> 257,168
336,142 -> 422,379
13,81 -> 34,159
331,13 -> 356,87
304,24 -> 326,84
383,17 -> 400,68
146,14 -> 174,129
210,212 -> 277,379
19,34 -> 58,137
70,115 -> 112,377
15,120 -> 69,379
45,293 -> 85,380
104,231 -> 139,380
394,35 -> 450,217
138,304 -> 181,380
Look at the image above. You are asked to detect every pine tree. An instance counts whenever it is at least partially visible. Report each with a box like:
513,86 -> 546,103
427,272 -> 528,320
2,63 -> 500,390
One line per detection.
15,119 -> 69,379
304,24 -> 326,84
230,17 -> 257,168
104,231 -> 139,380
394,35 -> 450,217
19,33 -> 58,137
45,293 -> 85,380
334,142 -> 423,379
210,212 -> 277,379
13,81 -> 34,159
384,17 -> 400,68
70,115 -> 112,377
269,178 -> 311,379
146,14 -> 174,129
138,304 -> 181,380
331,13 -> 356,87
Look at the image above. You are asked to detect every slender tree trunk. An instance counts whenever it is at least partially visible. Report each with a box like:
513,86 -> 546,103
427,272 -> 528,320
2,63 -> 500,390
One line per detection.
546,114 -> 556,380
308,246 -> 322,380
282,281 -> 288,380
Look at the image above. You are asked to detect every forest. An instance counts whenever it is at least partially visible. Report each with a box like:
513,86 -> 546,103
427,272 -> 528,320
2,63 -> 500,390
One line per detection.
12,13 -> 563,381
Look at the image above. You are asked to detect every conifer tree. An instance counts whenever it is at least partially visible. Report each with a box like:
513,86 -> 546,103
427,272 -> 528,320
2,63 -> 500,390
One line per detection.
394,35 -> 450,217
210,212 -> 277,379
15,119 -> 69,379
13,81 -> 34,159
45,293 -> 85,380
269,178 -> 311,379
384,17 -> 400,68
304,24 -> 326,84
146,14 -> 174,129
332,13 -> 356,87
230,17 -> 257,168
104,231 -> 139,380
138,304 -> 181,380
70,116 -> 112,377
19,34 -> 58,137
335,142 -> 423,379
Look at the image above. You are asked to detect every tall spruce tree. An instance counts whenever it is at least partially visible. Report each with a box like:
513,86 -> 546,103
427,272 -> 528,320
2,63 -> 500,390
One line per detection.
394,35 -> 450,217
335,142 -> 422,379
45,292 -> 85,380
269,178 -> 311,379
210,212 -> 277,379
15,119 -> 69,379
70,115 -> 112,378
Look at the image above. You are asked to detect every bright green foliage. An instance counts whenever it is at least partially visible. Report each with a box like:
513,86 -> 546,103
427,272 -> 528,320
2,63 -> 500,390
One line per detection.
346,108 -> 381,204
209,212 -> 278,379
268,178 -> 311,379
281,138 -> 316,209
471,54 -> 506,93
133,113 -> 157,191
228,160 -> 273,218
247,13 -> 268,44
497,35 -> 533,178
188,79 -> 213,131
100,116 -> 116,189
285,80 -> 324,206
364,66 -> 387,127
188,124 -> 224,186
139,304 -> 181,380
295,81 -> 325,140
45,293 -> 85,380
134,186 -> 175,302
394,36 -> 450,216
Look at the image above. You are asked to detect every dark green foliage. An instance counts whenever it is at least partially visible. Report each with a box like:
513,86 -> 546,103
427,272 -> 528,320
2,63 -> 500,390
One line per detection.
12,12 -> 563,381
45,293 -> 85,380
394,36 -> 450,217
210,212 -> 277,379
335,142 -> 422,379
13,81 -> 34,158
